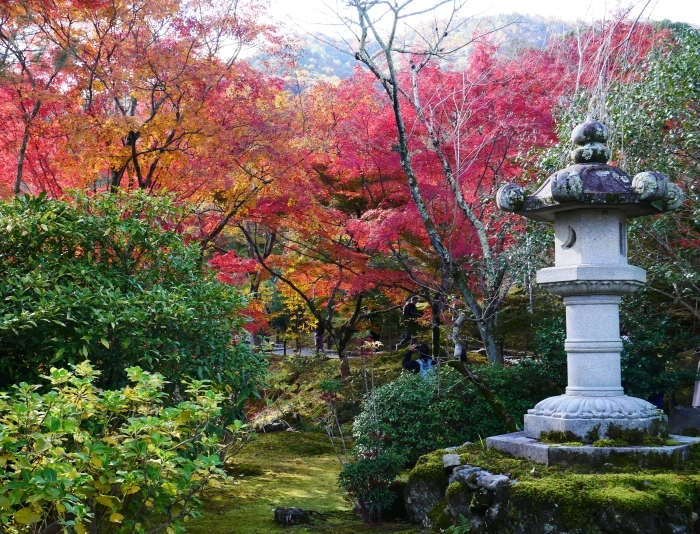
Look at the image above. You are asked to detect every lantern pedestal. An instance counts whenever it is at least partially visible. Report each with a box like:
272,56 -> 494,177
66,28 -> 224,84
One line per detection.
522,261 -> 666,442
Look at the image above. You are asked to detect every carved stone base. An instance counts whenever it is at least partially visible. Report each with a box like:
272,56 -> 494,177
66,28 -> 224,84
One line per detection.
524,394 -> 667,442
487,432 -> 699,467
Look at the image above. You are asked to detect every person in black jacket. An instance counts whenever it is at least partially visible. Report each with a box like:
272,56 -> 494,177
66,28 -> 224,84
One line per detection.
402,343 -> 435,376
396,296 -> 421,349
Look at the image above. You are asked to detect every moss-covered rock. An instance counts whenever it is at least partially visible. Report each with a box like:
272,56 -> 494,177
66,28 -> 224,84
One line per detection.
426,497 -> 452,529
404,444 -> 700,533
404,475 -> 446,525
404,453 -> 449,525
409,453 -> 446,483
469,488 -> 494,514
444,481 -> 472,522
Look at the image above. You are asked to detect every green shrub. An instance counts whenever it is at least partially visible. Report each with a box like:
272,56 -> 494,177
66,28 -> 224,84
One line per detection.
620,296 -> 700,401
0,362 -> 243,534
445,514 -> 473,533
352,366 -> 559,465
531,316 -> 567,388
337,448 -> 404,524
0,192 -> 265,415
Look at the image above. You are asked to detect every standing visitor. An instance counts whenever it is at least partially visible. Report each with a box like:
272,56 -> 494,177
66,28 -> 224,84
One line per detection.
693,357 -> 700,408
314,322 -> 325,352
396,296 -> 421,350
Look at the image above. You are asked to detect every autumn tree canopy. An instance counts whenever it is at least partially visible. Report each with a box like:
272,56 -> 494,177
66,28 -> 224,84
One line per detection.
0,0 -> 682,364
0,0 -> 290,223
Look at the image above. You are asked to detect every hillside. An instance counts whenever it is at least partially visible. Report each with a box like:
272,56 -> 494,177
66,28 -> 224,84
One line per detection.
256,13 -> 578,83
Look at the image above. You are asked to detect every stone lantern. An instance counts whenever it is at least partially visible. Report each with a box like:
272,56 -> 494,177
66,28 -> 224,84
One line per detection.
494,120 -> 684,444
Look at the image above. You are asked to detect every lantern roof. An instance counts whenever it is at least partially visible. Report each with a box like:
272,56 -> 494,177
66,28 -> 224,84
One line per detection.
497,121 -> 684,222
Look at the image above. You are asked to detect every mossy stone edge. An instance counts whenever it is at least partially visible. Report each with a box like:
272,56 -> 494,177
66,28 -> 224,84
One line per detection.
405,442 -> 700,533
487,431 -> 700,468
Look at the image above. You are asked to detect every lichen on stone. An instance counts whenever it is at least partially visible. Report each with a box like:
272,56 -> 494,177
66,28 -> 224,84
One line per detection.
446,481 -> 464,498
410,453 -> 447,483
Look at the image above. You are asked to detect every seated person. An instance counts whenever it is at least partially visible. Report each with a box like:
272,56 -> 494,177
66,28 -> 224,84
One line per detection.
402,343 -> 435,376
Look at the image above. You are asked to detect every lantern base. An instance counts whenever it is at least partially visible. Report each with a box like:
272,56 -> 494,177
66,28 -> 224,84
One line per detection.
524,394 -> 667,442
486,431 -> 698,467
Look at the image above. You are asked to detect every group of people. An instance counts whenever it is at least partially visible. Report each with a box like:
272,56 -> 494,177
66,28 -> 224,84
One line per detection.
396,297 -> 435,376
397,296 -> 470,377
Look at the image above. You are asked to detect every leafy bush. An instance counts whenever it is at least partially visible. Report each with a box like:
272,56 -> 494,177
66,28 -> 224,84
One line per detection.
337,448 -> 404,524
621,294 -> 700,400
0,192 -> 264,414
445,515 -> 474,534
0,362 -> 243,534
530,316 -> 567,388
352,366 -> 559,465
530,296 -> 699,402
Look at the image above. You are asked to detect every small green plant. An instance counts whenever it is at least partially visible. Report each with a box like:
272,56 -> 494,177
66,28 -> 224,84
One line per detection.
337,447 -> 404,524
0,362 -> 245,534
592,439 -> 628,447
320,378 -> 350,465
444,514 -> 473,533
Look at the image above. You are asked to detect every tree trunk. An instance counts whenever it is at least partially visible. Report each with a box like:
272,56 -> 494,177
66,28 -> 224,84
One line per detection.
335,335 -> 351,380
14,101 -> 41,195
451,311 -> 467,360
431,300 -> 441,360
339,356 -> 351,380
478,318 -> 503,366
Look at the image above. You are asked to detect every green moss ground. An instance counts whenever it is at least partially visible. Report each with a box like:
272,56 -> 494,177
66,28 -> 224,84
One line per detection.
186,349 -> 700,533
250,351 -> 406,429
187,350 -> 443,534
187,431 -> 423,534
250,349 -> 489,431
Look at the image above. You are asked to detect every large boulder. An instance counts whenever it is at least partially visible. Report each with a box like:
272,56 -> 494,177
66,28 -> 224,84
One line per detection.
404,454 -> 450,526
403,445 -> 700,533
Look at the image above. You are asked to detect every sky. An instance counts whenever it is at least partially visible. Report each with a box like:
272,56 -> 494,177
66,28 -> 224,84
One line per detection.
267,0 -> 700,32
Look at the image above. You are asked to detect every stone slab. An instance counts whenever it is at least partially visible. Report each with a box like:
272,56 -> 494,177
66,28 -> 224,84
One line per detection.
669,406 -> 700,434
486,431 -> 700,468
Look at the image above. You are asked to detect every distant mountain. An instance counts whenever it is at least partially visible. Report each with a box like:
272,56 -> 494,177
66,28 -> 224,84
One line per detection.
286,34 -> 357,81
254,14 -> 579,82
